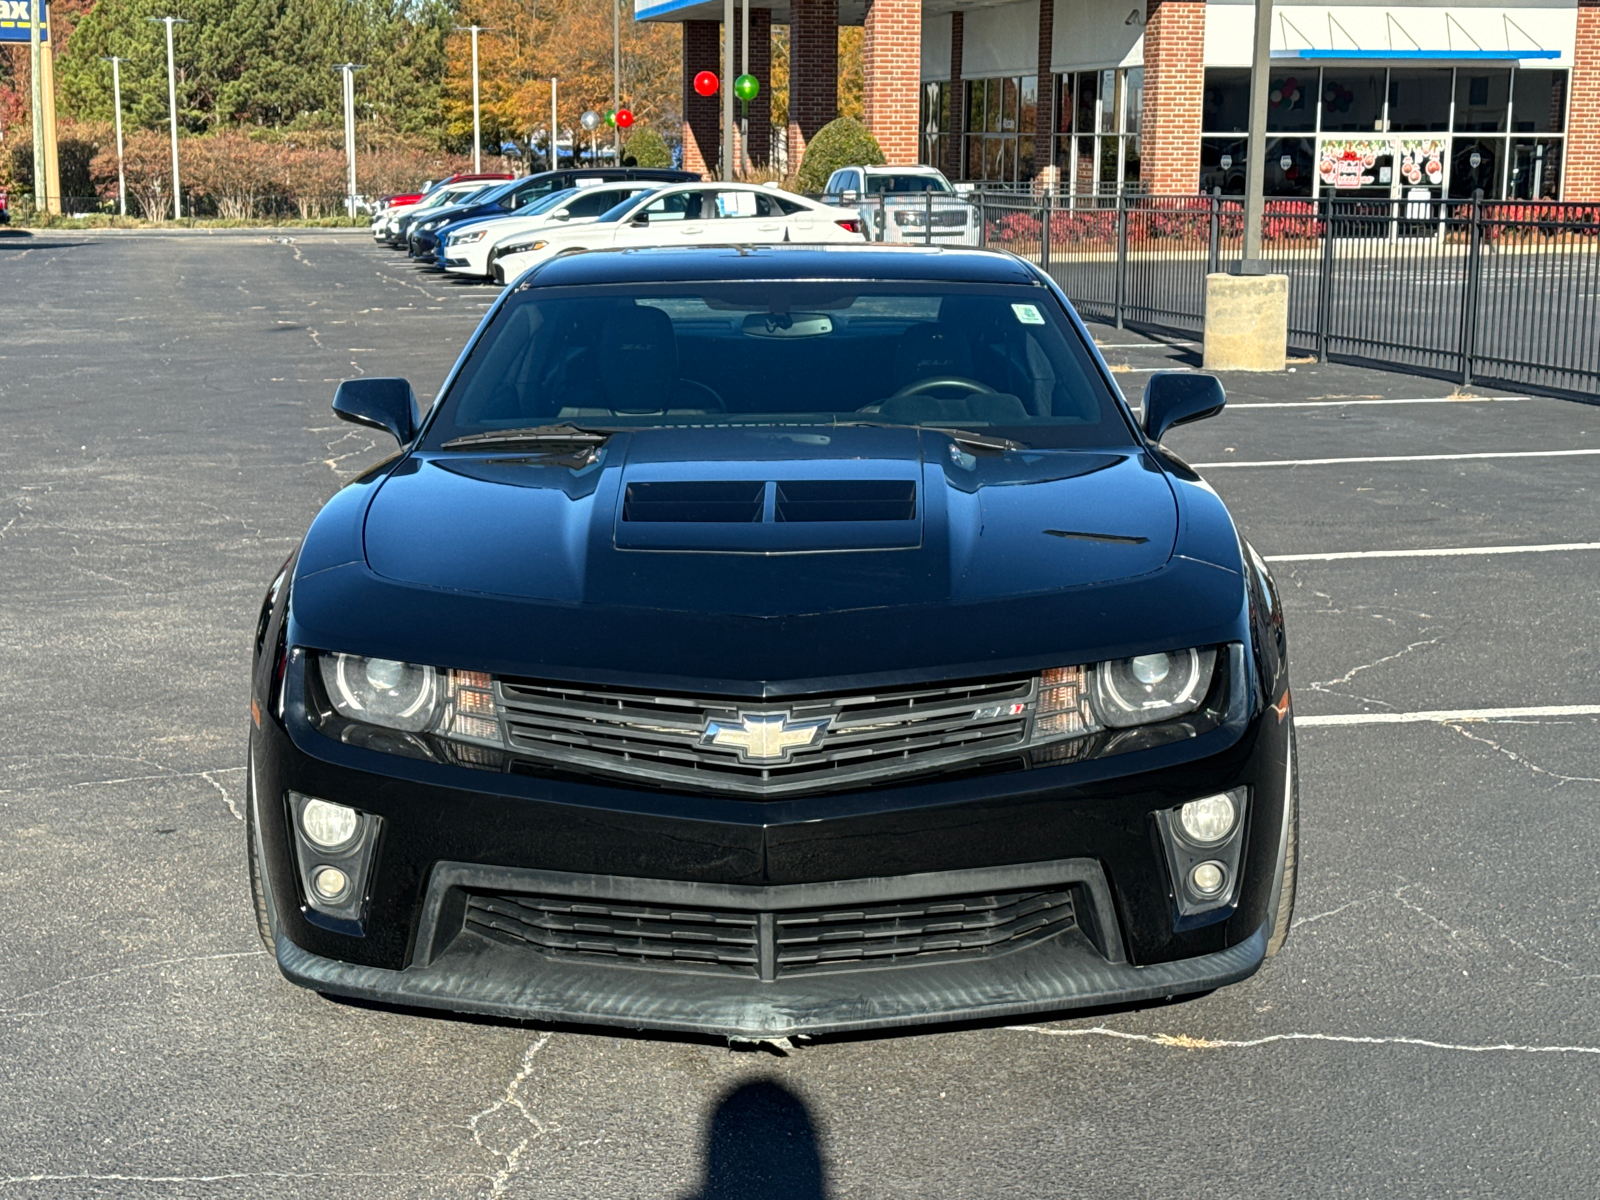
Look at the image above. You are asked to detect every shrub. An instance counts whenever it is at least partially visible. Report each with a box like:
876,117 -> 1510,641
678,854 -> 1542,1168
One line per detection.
623,129 -> 673,169
794,117 -> 884,194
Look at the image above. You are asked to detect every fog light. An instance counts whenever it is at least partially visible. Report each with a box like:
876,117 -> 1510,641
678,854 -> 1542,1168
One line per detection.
1189,861 -> 1226,897
300,798 -> 359,849
312,865 -> 351,902
1179,793 -> 1238,845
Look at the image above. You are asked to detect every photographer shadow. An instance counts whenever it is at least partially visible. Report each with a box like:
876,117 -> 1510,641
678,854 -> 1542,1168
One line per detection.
679,1079 -> 828,1200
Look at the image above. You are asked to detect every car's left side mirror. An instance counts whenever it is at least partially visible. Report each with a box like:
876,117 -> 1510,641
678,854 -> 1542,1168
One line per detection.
1143,372 -> 1225,443
333,377 -> 421,446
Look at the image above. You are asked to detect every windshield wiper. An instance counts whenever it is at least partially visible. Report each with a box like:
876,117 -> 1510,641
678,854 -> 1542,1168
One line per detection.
836,420 -> 1026,453
440,423 -> 616,450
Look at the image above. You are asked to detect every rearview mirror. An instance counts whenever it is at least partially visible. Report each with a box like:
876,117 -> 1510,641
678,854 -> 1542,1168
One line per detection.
333,377 -> 421,446
1143,372 -> 1225,442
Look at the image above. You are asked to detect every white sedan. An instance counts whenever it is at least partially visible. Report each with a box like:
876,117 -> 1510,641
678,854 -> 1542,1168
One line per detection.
443,182 -> 654,280
491,183 -> 867,284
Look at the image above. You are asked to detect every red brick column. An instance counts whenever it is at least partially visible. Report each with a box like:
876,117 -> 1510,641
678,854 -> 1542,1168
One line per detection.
682,20 -> 721,179
863,0 -> 922,165
945,12 -> 965,179
1140,0 -> 1206,194
788,0 -> 839,173
737,7 -> 774,168
1569,0 -> 1600,200
1032,0 -> 1055,185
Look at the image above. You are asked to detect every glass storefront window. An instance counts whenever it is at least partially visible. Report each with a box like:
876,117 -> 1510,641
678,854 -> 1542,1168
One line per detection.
1454,71 -> 1510,132
1509,139 -> 1562,200
1511,71 -> 1566,134
968,81 -> 985,136
1056,72 -> 1074,134
1321,69 -> 1385,132
1387,69 -> 1452,131
1266,137 -> 1315,197
1076,71 -> 1098,138
1267,71 -> 1316,132
1449,138 -> 1503,199
1199,138 -> 1247,194
1020,76 -> 1039,136
985,79 -> 1002,134
1000,77 -> 1020,133
1203,69 -> 1250,133
1099,69 -> 1118,133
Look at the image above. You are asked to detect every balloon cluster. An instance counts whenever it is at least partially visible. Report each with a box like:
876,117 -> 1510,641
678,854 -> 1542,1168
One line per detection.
1323,82 -> 1355,114
1269,77 -> 1303,110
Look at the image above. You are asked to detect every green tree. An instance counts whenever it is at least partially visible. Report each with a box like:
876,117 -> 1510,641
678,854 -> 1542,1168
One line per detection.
622,128 -> 671,167
795,115 -> 882,193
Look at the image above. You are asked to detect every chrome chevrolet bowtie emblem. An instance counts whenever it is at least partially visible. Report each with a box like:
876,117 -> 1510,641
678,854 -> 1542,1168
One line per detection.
703,712 -> 831,763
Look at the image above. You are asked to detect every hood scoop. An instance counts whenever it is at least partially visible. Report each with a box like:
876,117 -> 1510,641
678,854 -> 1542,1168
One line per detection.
617,477 -> 921,552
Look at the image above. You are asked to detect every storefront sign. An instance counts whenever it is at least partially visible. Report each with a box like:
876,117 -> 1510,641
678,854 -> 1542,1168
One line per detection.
0,0 -> 49,41
1318,140 -> 1386,189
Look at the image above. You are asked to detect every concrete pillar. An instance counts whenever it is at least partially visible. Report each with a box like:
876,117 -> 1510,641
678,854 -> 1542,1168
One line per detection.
738,7 -> 774,167
682,19 -> 721,179
1140,0 -> 1206,194
863,0 -> 921,165
1568,0 -> 1600,200
1203,273 -> 1288,371
1032,0 -> 1054,184
945,12 -> 965,180
788,0 -> 838,171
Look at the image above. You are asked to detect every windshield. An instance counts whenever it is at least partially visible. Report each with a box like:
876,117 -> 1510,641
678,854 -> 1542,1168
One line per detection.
519,188 -> 582,216
425,283 -> 1134,450
866,174 -> 952,194
418,186 -> 477,210
596,190 -> 657,222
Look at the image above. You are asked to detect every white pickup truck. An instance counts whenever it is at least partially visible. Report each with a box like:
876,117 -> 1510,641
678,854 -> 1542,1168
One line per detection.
822,165 -> 979,245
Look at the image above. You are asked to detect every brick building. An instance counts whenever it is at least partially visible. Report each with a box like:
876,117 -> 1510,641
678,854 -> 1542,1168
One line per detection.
638,0 -> 1600,201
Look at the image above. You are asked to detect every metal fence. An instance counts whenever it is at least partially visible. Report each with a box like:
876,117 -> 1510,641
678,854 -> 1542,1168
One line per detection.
903,191 -> 1600,400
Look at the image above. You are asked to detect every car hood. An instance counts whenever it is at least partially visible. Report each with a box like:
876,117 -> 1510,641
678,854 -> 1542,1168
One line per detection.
360,427 -> 1179,617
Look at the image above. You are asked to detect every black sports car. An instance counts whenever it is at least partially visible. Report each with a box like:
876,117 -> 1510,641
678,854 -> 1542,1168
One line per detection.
247,245 -> 1297,1038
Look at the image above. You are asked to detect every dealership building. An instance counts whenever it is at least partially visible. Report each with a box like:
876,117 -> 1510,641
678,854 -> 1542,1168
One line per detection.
635,0 -> 1600,201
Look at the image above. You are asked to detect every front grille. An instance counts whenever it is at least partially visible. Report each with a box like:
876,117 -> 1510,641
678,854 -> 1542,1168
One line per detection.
496,674 -> 1037,797
464,886 -> 1078,979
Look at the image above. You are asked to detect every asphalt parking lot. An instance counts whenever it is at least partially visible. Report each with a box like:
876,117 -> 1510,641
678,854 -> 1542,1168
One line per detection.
2,229 -> 1597,1199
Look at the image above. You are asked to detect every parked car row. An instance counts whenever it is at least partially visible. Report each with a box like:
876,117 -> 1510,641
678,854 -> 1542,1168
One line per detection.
369,167 -> 869,284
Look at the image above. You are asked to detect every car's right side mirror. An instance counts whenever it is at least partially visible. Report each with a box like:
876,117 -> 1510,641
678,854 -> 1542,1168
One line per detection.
632,212 -> 649,226
1143,372 -> 1226,443
333,377 -> 421,446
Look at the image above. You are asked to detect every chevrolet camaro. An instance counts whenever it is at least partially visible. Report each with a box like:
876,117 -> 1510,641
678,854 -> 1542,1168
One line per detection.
247,244 -> 1297,1038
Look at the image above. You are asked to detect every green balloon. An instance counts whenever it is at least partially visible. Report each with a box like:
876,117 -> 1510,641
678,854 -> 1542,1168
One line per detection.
734,74 -> 760,102
605,109 -> 617,126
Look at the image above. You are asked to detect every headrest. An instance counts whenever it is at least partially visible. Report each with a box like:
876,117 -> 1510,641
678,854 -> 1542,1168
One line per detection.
894,323 -> 975,386
600,305 -> 678,412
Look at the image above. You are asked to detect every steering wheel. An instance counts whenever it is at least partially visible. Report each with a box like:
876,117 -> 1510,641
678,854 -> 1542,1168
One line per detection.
609,378 -> 727,415
889,376 -> 997,399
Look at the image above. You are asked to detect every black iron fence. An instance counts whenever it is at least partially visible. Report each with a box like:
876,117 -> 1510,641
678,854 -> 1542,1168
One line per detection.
843,189 -> 1600,399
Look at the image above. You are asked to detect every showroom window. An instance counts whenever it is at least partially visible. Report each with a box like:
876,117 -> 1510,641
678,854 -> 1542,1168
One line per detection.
1199,66 -> 1569,200
1052,67 -> 1142,194
961,75 -> 1038,184
918,81 -> 953,170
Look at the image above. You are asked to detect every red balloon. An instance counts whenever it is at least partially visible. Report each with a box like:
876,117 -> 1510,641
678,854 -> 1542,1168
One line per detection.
693,70 -> 719,98
615,108 -> 635,129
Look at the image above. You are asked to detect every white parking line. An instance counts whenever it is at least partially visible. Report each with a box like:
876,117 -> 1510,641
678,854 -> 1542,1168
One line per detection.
1194,448 -> 1600,468
1265,542 -> 1600,563
1299,705 -> 1600,727
1095,341 -> 1201,349
1230,396 -> 1532,409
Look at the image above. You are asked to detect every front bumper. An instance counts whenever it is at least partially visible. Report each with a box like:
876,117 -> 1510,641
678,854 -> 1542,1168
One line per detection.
252,647 -> 1293,1036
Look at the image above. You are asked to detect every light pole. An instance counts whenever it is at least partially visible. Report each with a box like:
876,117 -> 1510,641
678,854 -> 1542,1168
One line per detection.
1240,0 -> 1274,266
147,15 -> 188,220
740,0 -> 748,173
29,0 -> 44,213
550,77 -> 558,170
612,0 -> 621,161
334,63 -> 365,217
721,0 -> 733,180
100,55 -> 127,216
454,24 -> 488,172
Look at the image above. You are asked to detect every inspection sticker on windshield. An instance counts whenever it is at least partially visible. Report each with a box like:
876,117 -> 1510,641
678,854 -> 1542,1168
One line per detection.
1012,303 -> 1045,325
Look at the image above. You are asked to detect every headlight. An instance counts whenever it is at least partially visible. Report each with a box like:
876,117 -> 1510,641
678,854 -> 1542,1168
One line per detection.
318,653 -> 439,732
501,239 -> 548,256
451,229 -> 488,244
315,653 -> 505,746
1090,647 -> 1217,729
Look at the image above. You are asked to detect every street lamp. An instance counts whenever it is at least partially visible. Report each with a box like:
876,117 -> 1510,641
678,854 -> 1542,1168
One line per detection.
1240,0 -> 1274,267
29,0 -> 45,213
612,0 -> 621,161
99,54 -> 127,217
334,63 -> 365,218
147,15 -> 189,220
454,24 -> 490,172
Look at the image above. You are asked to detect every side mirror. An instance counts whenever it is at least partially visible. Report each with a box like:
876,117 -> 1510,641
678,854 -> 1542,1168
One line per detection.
840,190 -> 859,203
1143,372 -> 1225,443
549,209 -> 570,221
333,377 -> 421,446
632,212 -> 649,226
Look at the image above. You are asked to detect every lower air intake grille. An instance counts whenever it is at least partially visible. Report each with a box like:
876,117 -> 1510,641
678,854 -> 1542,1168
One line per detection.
464,887 -> 1078,979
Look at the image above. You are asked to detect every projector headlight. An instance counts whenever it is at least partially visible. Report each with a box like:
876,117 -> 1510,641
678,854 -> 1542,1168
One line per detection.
451,229 -> 488,244
500,239 -> 548,256
1090,647 -> 1217,729
318,653 -> 439,732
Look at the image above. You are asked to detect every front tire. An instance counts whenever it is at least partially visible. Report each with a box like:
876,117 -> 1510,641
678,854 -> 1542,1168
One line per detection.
246,766 -> 275,953
1265,725 -> 1299,958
